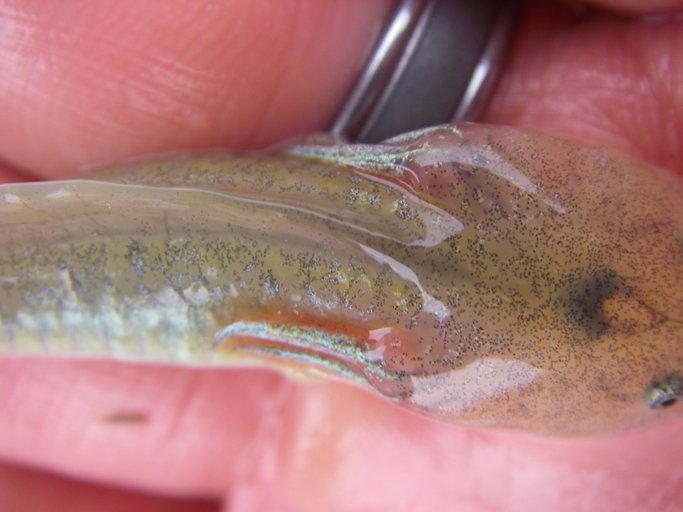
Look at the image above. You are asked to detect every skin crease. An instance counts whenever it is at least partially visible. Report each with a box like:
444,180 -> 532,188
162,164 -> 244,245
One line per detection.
0,1 -> 682,512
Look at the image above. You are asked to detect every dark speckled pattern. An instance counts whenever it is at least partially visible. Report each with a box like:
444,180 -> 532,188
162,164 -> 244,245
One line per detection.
0,124 -> 681,435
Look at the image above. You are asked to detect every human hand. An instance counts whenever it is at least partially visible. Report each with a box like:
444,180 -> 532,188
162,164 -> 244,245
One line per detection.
0,1 -> 681,511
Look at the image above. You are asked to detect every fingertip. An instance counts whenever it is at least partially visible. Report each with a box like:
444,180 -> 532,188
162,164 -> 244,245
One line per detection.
0,0 -> 393,179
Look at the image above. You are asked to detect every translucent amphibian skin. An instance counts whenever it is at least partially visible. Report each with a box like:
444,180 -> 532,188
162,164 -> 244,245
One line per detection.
0,124 -> 681,435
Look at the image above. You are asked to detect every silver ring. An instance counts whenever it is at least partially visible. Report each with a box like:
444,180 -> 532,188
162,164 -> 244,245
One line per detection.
331,0 -> 519,143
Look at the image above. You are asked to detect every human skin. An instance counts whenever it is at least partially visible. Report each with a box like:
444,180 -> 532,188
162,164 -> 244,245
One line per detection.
0,1 -> 682,511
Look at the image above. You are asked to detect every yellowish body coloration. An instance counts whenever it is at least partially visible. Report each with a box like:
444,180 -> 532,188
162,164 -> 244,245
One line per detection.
0,124 -> 681,435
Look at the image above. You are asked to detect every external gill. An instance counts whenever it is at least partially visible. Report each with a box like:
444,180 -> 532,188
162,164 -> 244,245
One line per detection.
214,321 -> 408,397
283,125 -> 465,181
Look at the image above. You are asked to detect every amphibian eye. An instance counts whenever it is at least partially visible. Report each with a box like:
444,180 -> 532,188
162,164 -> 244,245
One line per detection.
644,374 -> 683,409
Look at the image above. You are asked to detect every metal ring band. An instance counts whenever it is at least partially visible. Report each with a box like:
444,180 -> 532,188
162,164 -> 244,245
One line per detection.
331,0 -> 519,143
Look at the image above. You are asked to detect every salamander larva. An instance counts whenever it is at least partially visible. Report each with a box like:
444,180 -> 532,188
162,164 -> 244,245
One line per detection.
0,124 -> 681,435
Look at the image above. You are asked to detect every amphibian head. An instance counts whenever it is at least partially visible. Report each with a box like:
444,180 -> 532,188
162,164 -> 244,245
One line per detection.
281,124 -> 683,435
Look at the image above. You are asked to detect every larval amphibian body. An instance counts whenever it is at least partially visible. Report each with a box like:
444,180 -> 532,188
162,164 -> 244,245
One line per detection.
0,124 -> 681,435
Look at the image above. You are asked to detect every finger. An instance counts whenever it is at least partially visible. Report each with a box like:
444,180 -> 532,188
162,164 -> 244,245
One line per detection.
482,0 -> 683,174
0,0 -> 393,179
2,1 -> 682,183
0,359 -> 292,494
1,359 -> 681,511
0,459 -> 218,512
